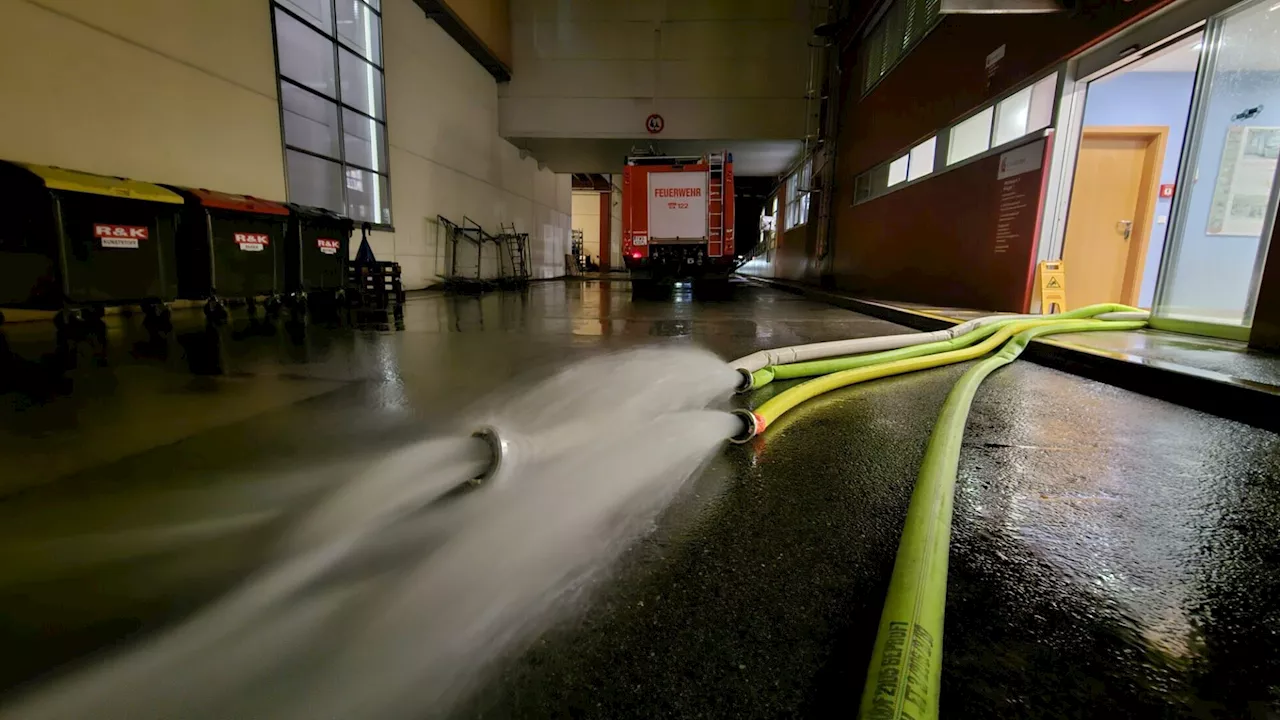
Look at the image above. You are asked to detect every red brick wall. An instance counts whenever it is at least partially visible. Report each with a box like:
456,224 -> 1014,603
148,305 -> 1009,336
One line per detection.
832,137 -> 1051,312
811,0 -> 1176,308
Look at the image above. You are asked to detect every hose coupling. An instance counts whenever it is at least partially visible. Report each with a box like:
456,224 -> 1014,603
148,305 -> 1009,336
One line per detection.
728,409 -> 765,444
734,368 -> 754,394
471,425 -> 511,483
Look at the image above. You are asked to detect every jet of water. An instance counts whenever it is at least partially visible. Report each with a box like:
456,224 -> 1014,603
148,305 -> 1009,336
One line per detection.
1,347 -> 741,720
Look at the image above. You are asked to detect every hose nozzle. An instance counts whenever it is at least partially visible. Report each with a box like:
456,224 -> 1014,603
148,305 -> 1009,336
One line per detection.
472,426 -> 511,483
729,409 -> 765,444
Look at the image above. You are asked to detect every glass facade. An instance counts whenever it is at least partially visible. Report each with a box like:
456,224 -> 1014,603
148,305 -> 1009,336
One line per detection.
1154,0 -> 1280,330
272,0 -> 391,226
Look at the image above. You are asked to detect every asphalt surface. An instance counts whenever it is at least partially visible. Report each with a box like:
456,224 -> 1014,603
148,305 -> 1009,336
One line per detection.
0,279 -> 1277,718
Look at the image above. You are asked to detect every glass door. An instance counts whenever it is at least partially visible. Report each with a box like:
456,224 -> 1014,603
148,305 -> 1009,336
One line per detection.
1153,0 -> 1280,338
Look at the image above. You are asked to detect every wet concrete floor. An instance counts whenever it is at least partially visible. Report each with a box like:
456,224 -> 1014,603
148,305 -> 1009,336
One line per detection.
0,279 -> 1277,718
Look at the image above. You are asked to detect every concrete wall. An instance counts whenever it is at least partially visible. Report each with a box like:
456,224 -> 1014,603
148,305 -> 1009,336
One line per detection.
609,175 -> 623,270
370,0 -> 570,284
571,191 -> 602,263
500,0 -> 812,140
0,0 -> 285,199
0,0 -> 571,289
440,0 -> 512,68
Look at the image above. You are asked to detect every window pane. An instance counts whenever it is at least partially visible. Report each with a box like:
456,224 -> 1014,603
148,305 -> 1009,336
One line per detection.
948,107 -> 993,164
880,3 -> 904,72
343,110 -> 388,171
282,82 -> 341,159
277,0 -> 333,33
339,48 -> 385,119
854,173 -> 872,203
1027,73 -> 1057,133
887,155 -> 909,186
276,9 -> 337,98
908,136 -> 936,181
865,26 -> 885,90
903,0 -> 918,47
346,168 -> 391,225
1156,0 -> 1280,327
287,150 -> 344,213
993,86 -> 1033,147
336,0 -> 382,65
363,0 -> 380,11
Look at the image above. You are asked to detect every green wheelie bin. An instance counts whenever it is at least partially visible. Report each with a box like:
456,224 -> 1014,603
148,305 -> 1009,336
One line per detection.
0,161 -> 182,328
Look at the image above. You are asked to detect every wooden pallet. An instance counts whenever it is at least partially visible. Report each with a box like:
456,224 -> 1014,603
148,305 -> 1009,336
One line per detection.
348,262 -> 405,308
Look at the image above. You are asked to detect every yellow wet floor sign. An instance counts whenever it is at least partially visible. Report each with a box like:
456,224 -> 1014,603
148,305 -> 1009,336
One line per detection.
1038,261 -> 1066,314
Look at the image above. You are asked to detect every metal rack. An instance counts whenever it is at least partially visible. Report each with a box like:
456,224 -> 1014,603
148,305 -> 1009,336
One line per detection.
496,222 -> 531,287
571,229 -> 585,273
438,215 -> 529,293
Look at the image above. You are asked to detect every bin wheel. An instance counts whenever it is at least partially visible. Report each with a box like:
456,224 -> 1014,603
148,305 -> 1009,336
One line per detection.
264,295 -> 284,314
245,297 -> 259,316
204,298 -> 228,323
54,308 -> 80,331
291,292 -> 308,309
84,306 -> 106,323
334,288 -> 346,305
143,302 -> 172,326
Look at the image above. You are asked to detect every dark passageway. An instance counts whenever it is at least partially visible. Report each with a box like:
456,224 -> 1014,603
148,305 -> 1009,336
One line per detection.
0,280 -> 1276,718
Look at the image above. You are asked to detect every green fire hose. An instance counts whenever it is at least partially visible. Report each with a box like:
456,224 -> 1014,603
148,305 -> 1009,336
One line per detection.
855,319 -> 1144,720
747,304 -> 1141,391
738,312 -> 1147,719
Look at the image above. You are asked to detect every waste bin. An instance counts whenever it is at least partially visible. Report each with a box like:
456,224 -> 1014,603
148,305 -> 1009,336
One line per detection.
0,161 -> 181,326
168,187 -> 289,318
284,203 -> 353,305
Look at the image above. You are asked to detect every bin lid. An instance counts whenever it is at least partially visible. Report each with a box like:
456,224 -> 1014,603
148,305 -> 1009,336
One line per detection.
286,202 -> 353,224
19,163 -> 183,204
183,188 -> 290,216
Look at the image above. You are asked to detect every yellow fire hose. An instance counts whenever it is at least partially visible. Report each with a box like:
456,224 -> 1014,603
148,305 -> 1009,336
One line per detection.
750,318 -> 1143,432
739,315 -> 1147,719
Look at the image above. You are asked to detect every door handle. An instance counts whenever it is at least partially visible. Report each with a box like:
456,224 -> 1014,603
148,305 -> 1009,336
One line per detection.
1116,220 -> 1132,240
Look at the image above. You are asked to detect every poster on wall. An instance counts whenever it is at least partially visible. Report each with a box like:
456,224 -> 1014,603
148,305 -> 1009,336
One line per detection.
1207,125 -> 1280,236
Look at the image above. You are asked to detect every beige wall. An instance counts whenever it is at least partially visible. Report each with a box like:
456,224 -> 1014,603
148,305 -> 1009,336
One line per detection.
371,0 -> 570,285
571,191 -> 602,263
0,0 -> 285,199
441,0 -> 511,69
609,175 -> 623,270
0,0 -> 571,288
500,0 -> 811,141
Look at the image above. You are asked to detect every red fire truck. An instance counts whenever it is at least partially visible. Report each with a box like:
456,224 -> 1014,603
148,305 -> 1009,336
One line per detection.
622,151 -> 735,292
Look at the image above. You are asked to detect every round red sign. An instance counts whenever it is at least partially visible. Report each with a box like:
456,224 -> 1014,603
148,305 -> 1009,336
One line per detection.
645,114 -> 665,134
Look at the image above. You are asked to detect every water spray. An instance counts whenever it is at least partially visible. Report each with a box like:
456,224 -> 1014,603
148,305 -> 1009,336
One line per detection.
0,304 -> 1153,720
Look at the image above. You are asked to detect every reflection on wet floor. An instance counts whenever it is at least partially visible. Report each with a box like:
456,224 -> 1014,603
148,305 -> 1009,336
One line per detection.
0,279 -> 1277,718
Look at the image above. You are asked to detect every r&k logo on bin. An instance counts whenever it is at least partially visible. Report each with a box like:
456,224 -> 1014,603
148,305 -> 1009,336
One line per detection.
94,224 -> 148,249
234,233 -> 269,252
317,238 -> 340,255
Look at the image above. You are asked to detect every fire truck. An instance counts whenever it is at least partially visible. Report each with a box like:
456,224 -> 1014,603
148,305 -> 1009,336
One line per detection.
622,151 -> 735,292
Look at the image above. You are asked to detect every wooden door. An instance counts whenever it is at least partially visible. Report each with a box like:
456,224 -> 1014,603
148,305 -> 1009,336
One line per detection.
1062,127 -> 1165,308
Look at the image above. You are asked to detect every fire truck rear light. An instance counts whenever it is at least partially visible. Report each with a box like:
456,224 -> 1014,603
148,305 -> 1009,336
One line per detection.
631,251 -> 643,259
